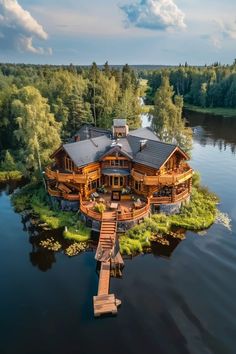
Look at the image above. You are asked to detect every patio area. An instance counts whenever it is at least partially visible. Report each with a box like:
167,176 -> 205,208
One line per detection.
80,192 -> 150,222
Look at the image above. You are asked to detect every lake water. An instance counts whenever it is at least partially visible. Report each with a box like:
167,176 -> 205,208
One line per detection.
1,111 -> 236,354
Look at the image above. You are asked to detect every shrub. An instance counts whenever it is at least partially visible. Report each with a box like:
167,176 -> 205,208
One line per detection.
94,202 -> 106,213
120,185 -> 219,255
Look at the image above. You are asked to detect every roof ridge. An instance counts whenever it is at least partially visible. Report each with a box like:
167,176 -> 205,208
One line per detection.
127,134 -> 177,148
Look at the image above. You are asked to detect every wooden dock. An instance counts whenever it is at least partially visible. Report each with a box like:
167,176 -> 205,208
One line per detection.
93,212 -> 122,317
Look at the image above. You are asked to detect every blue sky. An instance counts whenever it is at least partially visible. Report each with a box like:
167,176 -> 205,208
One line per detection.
0,0 -> 236,65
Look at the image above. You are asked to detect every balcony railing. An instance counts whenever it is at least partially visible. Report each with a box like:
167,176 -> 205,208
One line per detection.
150,189 -> 190,204
131,168 -> 193,186
45,167 -> 101,184
48,187 -> 80,201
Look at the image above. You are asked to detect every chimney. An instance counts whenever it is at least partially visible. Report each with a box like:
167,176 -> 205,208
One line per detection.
140,139 -> 147,151
74,134 -> 80,142
112,118 -> 129,138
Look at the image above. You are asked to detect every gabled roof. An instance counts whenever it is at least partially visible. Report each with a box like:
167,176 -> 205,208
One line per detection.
127,135 -> 177,169
74,123 -> 111,141
60,125 -> 188,169
63,135 -> 111,167
99,145 -> 133,161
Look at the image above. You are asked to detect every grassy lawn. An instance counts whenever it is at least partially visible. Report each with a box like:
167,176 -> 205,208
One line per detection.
11,182 -> 91,242
120,173 -> 219,255
184,104 -> 236,118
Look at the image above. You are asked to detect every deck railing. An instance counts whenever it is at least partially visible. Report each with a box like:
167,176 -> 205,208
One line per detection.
150,189 -> 190,204
131,168 -> 193,186
80,202 -> 103,221
80,199 -> 150,222
45,167 -> 101,184
48,187 -> 80,201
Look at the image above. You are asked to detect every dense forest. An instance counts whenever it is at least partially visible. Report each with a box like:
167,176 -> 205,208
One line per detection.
0,62 -> 143,174
141,60 -> 236,108
1,60 -> 236,177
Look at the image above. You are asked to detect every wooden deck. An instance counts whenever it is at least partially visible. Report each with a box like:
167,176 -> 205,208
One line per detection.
93,211 -> 122,317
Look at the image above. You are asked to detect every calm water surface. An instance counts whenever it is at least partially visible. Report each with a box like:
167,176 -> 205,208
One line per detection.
1,112 -> 236,354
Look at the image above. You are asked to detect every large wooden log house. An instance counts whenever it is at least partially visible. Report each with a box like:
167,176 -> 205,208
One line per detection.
45,119 -> 193,224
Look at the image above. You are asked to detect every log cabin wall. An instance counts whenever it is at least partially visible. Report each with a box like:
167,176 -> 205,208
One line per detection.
132,162 -> 158,176
82,162 -> 100,174
54,150 -> 66,170
101,156 -> 131,170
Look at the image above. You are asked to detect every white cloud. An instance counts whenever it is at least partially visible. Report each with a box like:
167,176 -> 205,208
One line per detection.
209,19 -> 236,49
120,0 -> 186,31
0,0 -> 51,54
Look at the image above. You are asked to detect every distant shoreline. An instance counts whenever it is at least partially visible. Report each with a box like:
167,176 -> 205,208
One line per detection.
184,104 -> 236,118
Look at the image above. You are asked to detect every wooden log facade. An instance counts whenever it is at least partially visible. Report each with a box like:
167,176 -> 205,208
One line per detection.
45,120 -> 193,221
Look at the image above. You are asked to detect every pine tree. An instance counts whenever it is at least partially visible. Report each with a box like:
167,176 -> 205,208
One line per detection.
0,150 -> 16,171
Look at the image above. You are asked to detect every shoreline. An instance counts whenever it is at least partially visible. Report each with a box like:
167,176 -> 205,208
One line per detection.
184,104 -> 236,118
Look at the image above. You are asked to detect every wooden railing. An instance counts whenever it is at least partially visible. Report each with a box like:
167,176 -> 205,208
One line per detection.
131,168 -> 193,186
48,187 -> 80,201
45,167 -> 101,184
174,189 -> 189,202
48,187 -> 61,197
80,199 -> 150,222
80,202 -> 103,221
150,189 -> 190,204
117,202 -> 150,221
150,196 -> 172,204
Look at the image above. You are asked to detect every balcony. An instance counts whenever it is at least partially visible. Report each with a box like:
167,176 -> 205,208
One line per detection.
150,189 -> 190,204
131,168 -> 193,186
45,167 -> 101,184
47,187 -> 80,201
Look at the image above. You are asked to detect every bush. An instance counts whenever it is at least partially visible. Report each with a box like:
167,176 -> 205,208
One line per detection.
0,170 -> 23,182
94,202 -> 106,213
120,185 -> 219,255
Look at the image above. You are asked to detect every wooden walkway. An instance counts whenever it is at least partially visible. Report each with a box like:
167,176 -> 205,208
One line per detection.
93,211 -> 122,317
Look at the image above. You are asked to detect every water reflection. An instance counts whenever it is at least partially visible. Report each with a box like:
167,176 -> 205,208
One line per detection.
184,110 -> 236,153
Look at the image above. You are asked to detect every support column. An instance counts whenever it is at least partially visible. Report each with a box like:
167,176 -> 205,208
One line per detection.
188,178 -> 192,193
171,186 -> 176,203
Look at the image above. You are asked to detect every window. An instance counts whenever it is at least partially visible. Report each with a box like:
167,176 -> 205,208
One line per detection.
135,181 -> 141,191
114,177 -> 119,186
65,157 -> 74,171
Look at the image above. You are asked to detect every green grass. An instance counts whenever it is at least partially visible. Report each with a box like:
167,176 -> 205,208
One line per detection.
184,104 -> 236,118
11,182 -> 82,230
120,180 -> 219,255
0,170 -> 23,182
63,222 -> 91,242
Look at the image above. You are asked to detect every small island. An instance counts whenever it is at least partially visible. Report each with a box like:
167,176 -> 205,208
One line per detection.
2,64 -> 221,317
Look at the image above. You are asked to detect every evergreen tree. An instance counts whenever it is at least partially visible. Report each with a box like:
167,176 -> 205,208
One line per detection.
0,150 -> 16,171
151,75 -> 192,153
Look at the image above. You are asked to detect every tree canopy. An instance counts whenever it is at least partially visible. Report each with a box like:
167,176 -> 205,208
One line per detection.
151,75 -> 192,153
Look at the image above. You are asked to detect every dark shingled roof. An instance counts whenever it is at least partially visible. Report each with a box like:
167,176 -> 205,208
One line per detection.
63,135 -> 111,167
74,124 -> 111,141
128,127 -> 159,141
62,126 -> 181,169
127,135 -> 176,169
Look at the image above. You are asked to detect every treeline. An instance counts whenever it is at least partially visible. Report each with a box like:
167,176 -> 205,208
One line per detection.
141,61 -> 236,108
0,62 -> 142,174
